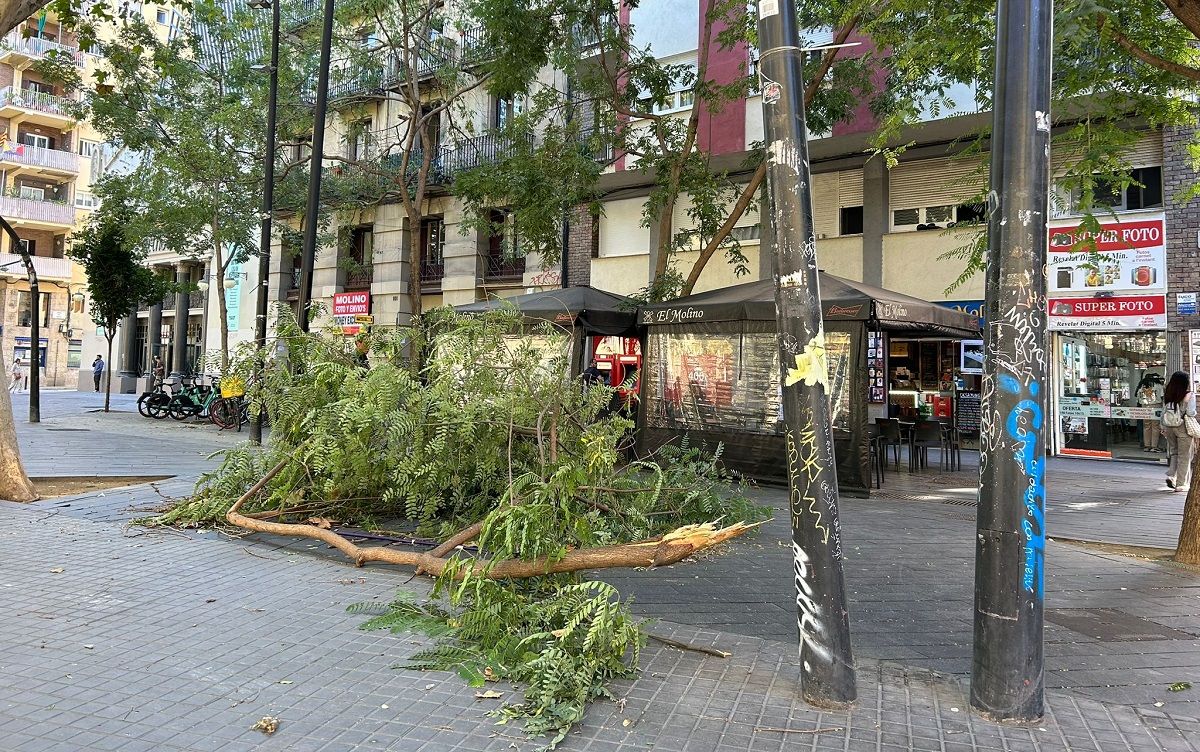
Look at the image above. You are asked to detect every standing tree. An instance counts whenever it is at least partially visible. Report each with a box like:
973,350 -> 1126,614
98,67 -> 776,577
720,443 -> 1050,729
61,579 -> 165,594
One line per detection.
68,204 -> 166,412
44,0 -> 313,370
0,348 -> 37,502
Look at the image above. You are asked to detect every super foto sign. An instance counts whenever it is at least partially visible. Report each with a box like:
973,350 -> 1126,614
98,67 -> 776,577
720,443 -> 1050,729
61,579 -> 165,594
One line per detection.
1047,213 -> 1166,295
333,291 -> 370,334
1047,294 -> 1167,331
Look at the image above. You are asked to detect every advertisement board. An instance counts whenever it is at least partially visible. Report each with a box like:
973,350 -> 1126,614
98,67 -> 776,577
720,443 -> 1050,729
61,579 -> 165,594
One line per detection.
1047,214 -> 1166,296
1191,330 -> 1200,394
333,291 -> 370,335
1046,295 -> 1167,331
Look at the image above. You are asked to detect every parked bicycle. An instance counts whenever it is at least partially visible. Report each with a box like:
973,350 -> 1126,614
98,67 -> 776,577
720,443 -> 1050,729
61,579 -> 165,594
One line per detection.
167,375 -> 221,421
209,375 -> 248,431
137,378 -> 175,419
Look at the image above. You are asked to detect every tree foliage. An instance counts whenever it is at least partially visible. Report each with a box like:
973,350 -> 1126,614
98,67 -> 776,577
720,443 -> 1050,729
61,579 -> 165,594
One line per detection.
148,308 -> 762,741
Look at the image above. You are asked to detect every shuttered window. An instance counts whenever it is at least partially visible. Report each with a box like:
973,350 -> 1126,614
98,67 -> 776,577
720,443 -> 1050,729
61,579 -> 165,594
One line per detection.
889,156 -> 986,210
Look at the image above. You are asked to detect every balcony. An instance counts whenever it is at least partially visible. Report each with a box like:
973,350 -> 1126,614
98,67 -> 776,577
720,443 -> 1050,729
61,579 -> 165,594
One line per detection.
420,259 -> 444,291
0,194 -> 76,227
0,32 -> 85,67
443,131 -> 532,174
0,252 -> 71,280
0,86 -> 76,125
0,143 -> 80,175
484,253 -> 524,281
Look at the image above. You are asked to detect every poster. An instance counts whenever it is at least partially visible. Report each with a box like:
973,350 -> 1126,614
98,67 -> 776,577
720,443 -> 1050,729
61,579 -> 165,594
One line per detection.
1047,295 -> 1167,331
1190,330 -> 1200,395
867,331 -> 886,403
959,339 -> 984,374
332,291 -> 370,335
1047,213 -> 1166,295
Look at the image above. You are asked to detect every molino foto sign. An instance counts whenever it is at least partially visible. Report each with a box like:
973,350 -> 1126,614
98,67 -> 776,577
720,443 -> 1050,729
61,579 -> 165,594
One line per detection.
333,291 -> 370,335
1047,213 -> 1166,296
1046,294 -> 1167,331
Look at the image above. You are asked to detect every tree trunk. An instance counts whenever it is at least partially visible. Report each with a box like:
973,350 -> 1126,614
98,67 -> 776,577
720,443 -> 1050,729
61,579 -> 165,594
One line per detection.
406,205 -> 423,323
0,349 -> 38,502
213,225 -> 231,371
0,0 -> 45,39
104,333 -> 115,413
1174,446 -> 1200,564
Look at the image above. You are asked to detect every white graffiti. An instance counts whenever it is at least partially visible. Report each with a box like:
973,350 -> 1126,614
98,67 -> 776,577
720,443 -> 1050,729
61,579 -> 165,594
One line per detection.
767,138 -> 802,177
793,542 -> 830,667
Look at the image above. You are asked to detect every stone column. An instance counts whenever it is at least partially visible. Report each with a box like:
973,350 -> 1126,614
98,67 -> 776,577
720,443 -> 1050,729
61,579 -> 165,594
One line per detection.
171,262 -> 190,377
861,157 -> 889,288
119,313 -> 139,377
148,300 -> 163,366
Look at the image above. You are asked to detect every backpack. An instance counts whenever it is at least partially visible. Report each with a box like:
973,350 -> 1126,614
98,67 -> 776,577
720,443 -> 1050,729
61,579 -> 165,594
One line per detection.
1162,404 -> 1184,428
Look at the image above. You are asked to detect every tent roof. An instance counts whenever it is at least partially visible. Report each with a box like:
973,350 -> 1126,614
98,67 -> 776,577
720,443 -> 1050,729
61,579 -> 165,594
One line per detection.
638,273 -> 981,338
455,285 -> 639,336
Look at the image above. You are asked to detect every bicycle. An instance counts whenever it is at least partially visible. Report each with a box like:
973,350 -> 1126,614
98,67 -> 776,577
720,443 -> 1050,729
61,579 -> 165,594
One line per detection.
210,394 -> 249,431
137,378 -> 174,419
168,375 -> 221,421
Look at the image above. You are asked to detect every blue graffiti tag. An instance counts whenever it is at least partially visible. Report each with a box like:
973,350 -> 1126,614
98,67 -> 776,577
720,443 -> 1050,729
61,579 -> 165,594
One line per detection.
999,375 -> 1045,598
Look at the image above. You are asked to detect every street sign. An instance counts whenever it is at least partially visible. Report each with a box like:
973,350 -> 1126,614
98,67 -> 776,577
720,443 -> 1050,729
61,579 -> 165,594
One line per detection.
1178,292 -> 1197,316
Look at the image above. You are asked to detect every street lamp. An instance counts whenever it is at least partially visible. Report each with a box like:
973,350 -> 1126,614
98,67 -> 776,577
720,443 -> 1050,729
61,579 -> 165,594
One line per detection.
249,0 -> 281,445
196,279 -> 210,293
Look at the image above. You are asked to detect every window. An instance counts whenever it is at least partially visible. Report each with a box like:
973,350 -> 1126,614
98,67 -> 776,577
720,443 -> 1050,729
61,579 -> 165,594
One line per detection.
156,9 -> 168,24
75,192 -> 101,210
420,217 -> 445,266
67,339 -> 82,369
18,185 -> 45,201
891,203 -> 985,230
20,133 -> 49,149
348,120 -> 372,161
24,81 -> 53,95
730,225 -> 762,241
342,226 -> 373,289
839,206 -> 864,235
1052,166 -> 1163,218
494,95 -> 521,128
18,238 -> 35,255
16,291 -> 51,328
78,140 -> 99,158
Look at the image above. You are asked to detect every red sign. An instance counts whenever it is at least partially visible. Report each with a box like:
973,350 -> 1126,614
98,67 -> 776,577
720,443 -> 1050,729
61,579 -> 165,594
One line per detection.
333,291 -> 370,316
1047,294 -> 1167,331
1048,219 -> 1164,252
1047,214 -> 1167,295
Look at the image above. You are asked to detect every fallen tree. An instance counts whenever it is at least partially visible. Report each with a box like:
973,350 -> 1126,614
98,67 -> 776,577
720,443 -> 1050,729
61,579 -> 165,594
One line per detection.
151,307 -> 763,744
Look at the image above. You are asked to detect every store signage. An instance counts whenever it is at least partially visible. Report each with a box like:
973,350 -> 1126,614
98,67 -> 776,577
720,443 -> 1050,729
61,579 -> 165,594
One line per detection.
1191,330 -> 1200,393
333,291 -> 370,335
1046,294 -> 1167,331
937,300 -> 986,326
1178,292 -> 1198,316
1047,214 -> 1167,295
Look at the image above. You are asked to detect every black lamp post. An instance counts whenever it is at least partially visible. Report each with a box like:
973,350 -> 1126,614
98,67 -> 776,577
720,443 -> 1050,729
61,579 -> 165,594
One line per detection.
1,216 -> 39,423
297,0 -> 337,332
249,0 -> 280,444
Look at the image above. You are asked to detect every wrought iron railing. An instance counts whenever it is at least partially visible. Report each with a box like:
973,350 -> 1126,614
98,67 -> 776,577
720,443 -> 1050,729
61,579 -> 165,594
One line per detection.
484,253 -> 524,280
420,260 -> 444,288
344,265 -> 372,289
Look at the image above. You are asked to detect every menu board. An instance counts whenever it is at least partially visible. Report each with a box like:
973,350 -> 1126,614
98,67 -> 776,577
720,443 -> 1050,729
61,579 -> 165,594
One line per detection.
867,331 -> 886,403
956,390 -> 981,433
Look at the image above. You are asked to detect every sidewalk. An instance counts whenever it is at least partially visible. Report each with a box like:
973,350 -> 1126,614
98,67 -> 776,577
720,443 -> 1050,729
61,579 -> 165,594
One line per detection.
1,392 -> 1197,751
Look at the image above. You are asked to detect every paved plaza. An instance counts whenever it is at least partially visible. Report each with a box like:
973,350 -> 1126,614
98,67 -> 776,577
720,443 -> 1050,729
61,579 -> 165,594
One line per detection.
0,390 -> 1197,751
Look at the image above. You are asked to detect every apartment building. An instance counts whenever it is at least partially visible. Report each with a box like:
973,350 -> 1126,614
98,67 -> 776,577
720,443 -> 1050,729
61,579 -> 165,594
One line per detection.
0,10 -> 99,387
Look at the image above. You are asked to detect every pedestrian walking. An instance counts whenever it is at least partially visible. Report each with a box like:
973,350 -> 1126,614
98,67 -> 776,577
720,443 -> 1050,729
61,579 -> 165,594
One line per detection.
92,355 -> 105,392
1160,370 -> 1198,492
7,358 -> 21,393
1138,376 -> 1163,452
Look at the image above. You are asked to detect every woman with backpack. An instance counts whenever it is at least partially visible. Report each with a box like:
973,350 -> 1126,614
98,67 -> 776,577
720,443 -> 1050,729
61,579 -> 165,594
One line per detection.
1161,371 -> 1199,492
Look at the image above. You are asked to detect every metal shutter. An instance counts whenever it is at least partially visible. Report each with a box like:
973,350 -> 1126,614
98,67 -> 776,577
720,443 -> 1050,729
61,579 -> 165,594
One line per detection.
889,156 -> 986,209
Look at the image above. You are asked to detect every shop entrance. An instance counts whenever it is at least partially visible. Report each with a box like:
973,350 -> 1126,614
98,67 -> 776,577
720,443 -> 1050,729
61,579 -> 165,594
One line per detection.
1054,332 -> 1167,462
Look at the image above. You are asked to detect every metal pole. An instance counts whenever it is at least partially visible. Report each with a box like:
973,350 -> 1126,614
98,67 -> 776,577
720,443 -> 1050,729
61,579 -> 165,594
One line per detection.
250,0 -> 280,444
0,216 -> 39,422
970,0 -> 1053,722
756,1 -> 855,706
297,0 -> 336,333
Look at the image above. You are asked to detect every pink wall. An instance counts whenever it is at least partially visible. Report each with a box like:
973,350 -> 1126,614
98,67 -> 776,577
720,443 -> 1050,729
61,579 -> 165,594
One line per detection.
696,0 -> 746,154
830,33 -> 884,138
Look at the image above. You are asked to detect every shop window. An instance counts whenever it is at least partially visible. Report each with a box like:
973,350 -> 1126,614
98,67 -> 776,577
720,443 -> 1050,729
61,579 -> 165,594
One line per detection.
16,291 -> 51,328
839,206 -> 863,235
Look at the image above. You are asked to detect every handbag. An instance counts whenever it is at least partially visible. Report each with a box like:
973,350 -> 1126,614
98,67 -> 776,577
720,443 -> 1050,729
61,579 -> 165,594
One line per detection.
1186,414 -> 1200,440
1162,404 -> 1183,428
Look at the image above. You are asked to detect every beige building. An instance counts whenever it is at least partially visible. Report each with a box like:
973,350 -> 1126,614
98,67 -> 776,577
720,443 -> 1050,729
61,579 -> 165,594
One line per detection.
0,11 -> 98,387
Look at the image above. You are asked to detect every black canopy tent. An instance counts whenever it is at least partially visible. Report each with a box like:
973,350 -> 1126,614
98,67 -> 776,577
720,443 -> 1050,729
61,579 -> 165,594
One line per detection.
637,273 -> 981,494
455,286 -> 640,374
